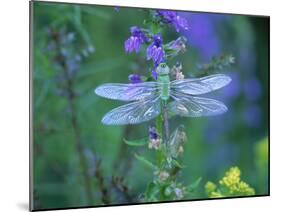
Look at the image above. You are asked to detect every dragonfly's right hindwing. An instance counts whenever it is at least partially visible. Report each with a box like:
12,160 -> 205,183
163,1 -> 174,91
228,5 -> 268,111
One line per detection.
169,92 -> 228,117
102,96 -> 161,125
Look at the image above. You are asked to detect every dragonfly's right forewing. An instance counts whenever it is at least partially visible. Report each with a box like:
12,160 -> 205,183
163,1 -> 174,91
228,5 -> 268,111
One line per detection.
170,74 -> 231,95
102,95 -> 161,125
95,82 -> 159,101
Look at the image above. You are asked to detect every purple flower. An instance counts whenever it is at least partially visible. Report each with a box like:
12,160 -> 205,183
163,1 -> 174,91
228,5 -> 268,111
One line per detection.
146,34 -> 165,66
128,74 -> 142,84
156,10 -> 188,32
149,126 -> 158,140
148,126 -> 161,150
124,26 -> 146,53
151,69 -> 158,80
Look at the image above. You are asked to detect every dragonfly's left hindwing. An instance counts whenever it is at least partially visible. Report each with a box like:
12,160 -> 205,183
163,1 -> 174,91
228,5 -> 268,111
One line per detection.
95,81 -> 161,125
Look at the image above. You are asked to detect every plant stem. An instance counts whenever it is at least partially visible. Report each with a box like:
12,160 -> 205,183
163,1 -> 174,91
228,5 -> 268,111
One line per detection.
95,159 -> 111,204
153,103 -> 170,202
57,51 -> 94,204
66,77 -> 94,204
50,28 -> 95,203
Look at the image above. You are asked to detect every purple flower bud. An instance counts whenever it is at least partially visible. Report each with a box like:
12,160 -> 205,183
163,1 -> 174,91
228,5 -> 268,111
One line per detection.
152,34 -> 163,47
151,69 -> 158,80
128,74 -> 142,84
146,34 -> 165,66
124,26 -> 147,53
149,126 -> 158,140
147,45 -> 165,66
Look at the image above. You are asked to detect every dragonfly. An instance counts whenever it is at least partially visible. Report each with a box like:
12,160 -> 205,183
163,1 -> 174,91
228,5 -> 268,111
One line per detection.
95,63 -> 231,125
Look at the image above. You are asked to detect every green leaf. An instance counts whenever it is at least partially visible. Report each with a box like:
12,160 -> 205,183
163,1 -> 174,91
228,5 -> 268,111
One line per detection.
187,177 -> 202,192
134,154 -> 157,170
124,138 -> 147,146
71,6 -> 92,46
171,159 -> 185,169
140,76 -> 148,81
144,182 -> 160,201
151,22 -> 160,34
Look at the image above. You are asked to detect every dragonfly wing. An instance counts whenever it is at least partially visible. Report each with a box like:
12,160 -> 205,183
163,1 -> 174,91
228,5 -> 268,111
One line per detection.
169,92 -> 227,117
102,96 -> 161,125
95,82 -> 159,101
171,74 -> 231,95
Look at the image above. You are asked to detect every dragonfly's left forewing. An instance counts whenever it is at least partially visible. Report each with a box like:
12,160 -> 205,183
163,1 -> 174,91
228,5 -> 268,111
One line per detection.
169,92 -> 227,117
95,82 -> 158,101
102,96 -> 161,125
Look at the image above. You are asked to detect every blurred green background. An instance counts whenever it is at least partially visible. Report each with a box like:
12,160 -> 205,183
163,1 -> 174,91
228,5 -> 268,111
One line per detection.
32,1 -> 269,210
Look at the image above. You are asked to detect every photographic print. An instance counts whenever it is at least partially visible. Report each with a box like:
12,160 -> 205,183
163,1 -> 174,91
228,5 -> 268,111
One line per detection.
30,1 -> 269,211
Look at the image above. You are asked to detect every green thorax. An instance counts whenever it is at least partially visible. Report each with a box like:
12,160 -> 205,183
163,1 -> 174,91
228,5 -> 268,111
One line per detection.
156,63 -> 171,101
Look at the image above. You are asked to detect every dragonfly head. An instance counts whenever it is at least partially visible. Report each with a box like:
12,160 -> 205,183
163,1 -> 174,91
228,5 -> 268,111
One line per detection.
156,63 -> 170,76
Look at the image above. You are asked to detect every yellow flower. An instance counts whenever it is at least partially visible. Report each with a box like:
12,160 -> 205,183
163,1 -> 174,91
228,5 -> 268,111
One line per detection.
219,166 -> 241,189
205,181 -> 217,195
205,166 -> 255,198
210,191 -> 224,198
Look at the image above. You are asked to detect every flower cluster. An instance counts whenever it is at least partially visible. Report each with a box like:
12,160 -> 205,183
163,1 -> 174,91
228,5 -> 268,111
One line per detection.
205,167 -> 255,198
156,10 -> 188,32
219,167 -> 255,195
124,9 -> 188,79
